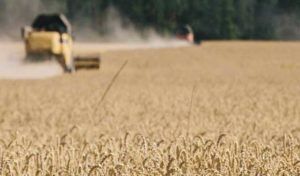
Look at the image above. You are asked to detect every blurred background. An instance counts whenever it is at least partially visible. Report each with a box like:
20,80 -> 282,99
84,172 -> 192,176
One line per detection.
0,0 -> 300,41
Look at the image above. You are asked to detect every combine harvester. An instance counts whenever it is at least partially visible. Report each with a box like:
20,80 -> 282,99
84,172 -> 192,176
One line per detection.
176,25 -> 195,43
21,14 -> 100,73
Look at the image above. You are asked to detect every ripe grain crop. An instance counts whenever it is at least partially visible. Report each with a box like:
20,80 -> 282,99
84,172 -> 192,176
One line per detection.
0,41 -> 299,175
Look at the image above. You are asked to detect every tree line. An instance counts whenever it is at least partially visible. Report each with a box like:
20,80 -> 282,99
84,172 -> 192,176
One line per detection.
1,0 -> 300,40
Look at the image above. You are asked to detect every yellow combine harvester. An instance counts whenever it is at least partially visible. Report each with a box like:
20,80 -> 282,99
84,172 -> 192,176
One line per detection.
21,14 -> 100,72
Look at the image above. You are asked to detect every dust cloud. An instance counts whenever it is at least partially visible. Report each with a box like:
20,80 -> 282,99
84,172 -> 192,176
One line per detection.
0,3 -> 189,80
0,43 -> 63,80
276,13 -> 300,40
0,0 -> 65,79
74,7 -> 189,47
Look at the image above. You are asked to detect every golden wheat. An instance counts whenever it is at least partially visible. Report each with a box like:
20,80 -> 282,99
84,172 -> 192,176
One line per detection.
0,41 -> 299,175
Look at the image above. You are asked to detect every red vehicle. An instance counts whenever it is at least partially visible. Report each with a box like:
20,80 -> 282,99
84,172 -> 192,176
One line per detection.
176,25 -> 194,43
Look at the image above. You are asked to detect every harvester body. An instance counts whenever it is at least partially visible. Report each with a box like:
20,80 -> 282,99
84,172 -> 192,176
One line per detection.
22,14 -> 100,72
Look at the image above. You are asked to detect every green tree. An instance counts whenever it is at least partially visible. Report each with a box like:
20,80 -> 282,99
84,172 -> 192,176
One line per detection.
220,0 -> 237,39
234,0 -> 256,39
253,0 -> 278,39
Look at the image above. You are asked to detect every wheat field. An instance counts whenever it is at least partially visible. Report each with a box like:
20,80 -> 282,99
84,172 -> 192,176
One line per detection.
0,41 -> 300,175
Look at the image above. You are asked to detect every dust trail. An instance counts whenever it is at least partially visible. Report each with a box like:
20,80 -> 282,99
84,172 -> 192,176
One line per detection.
73,7 -> 191,54
74,7 -> 190,47
276,13 -> 300,40
0,5 -> 190,80
0,42 -> 63,79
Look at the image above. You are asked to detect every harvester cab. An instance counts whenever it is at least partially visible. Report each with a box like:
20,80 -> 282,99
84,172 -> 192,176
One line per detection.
22,14 -> 100,73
